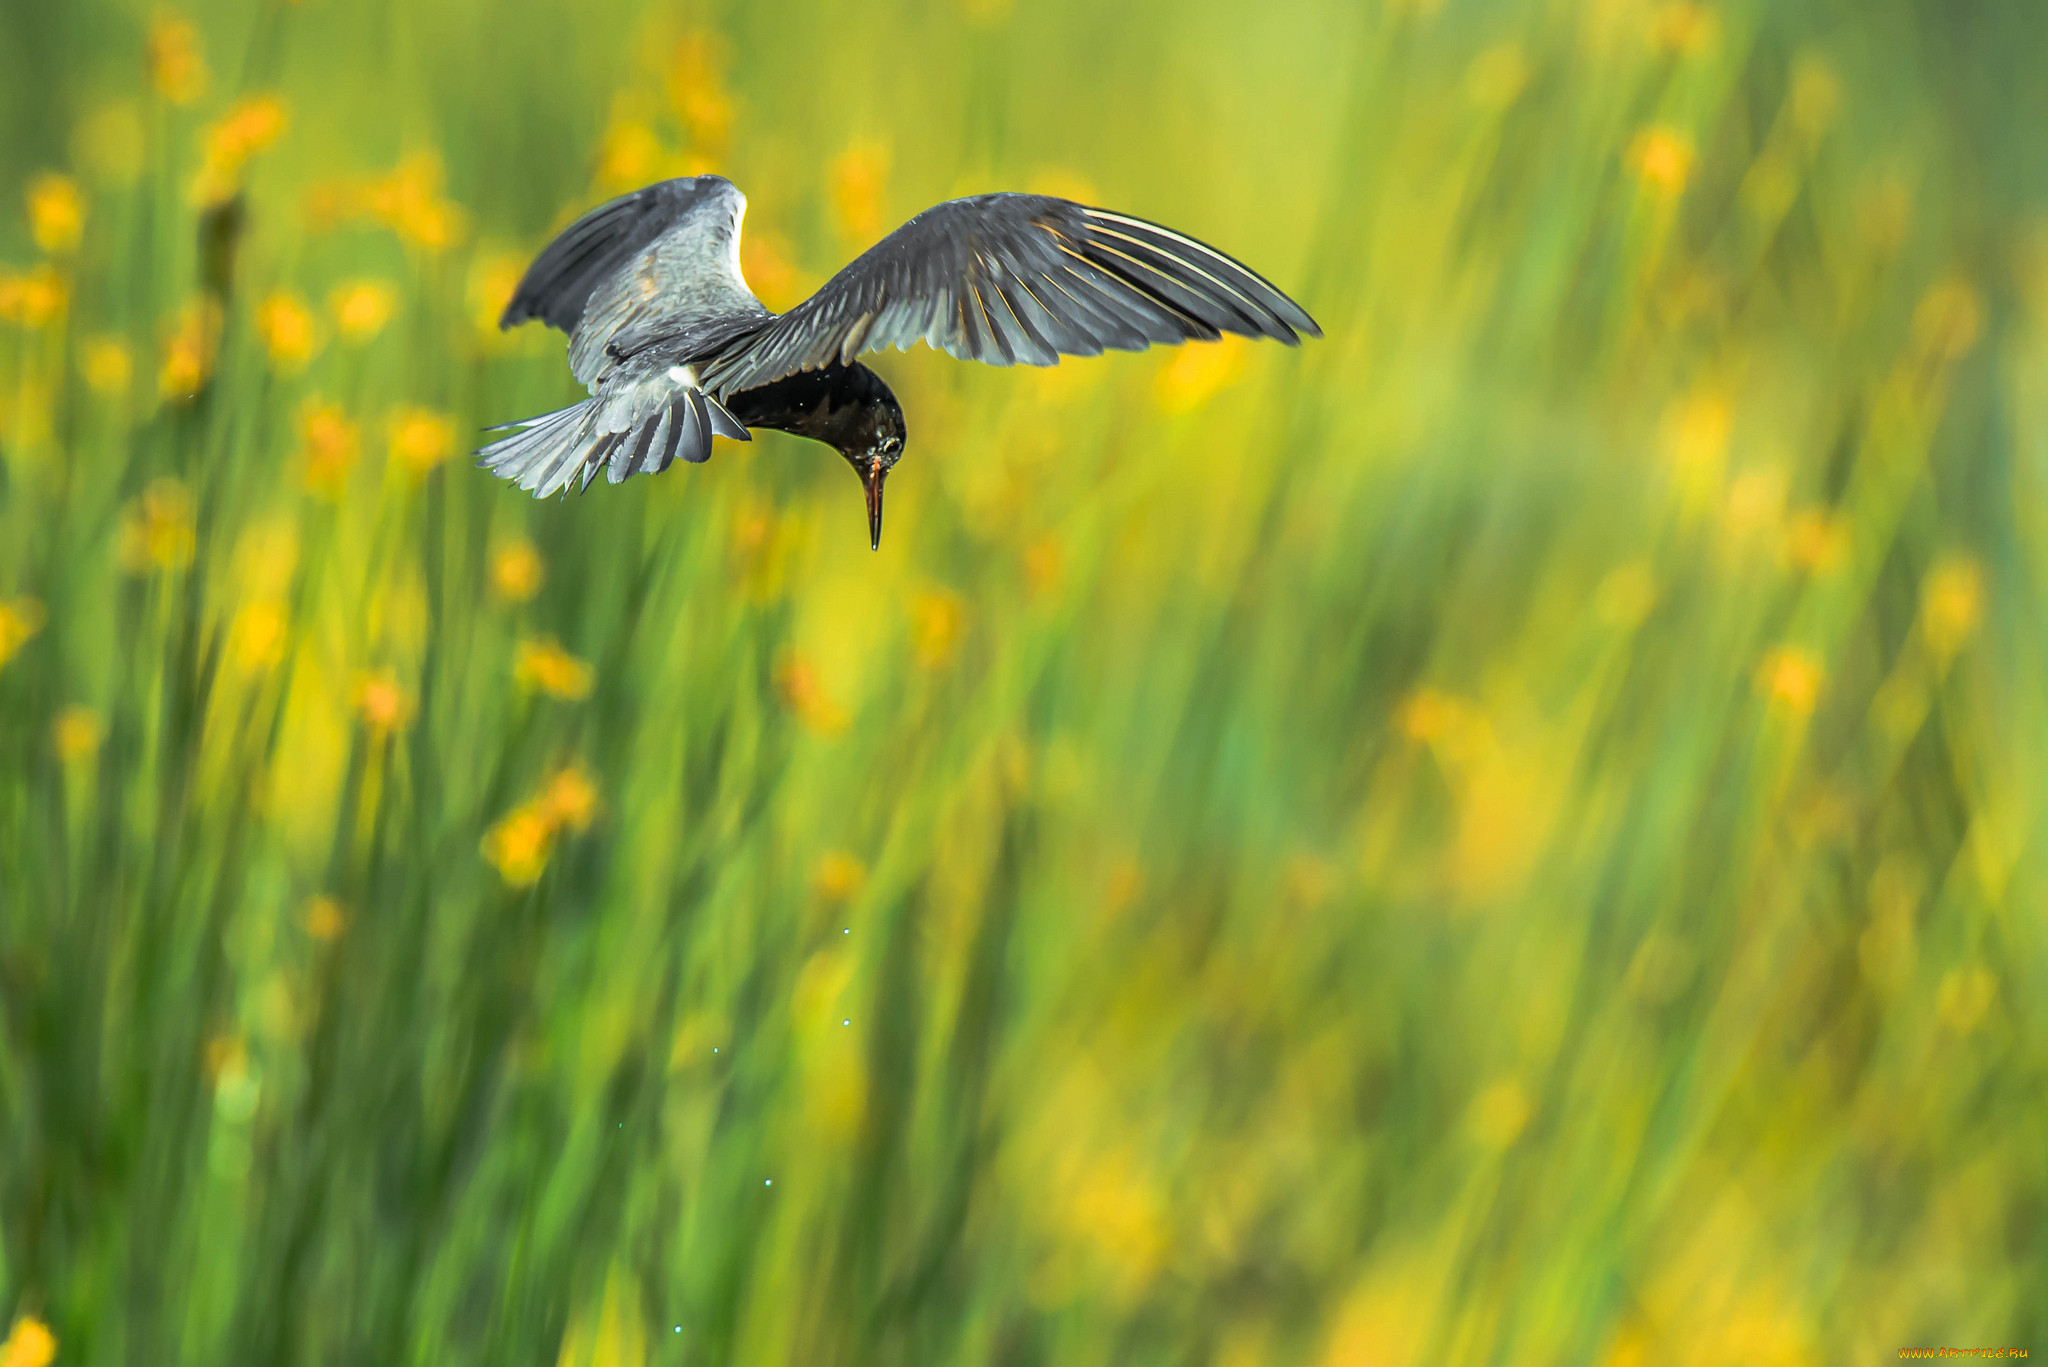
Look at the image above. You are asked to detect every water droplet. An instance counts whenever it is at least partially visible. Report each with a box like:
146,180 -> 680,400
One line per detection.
764,1179 -> 772,1186
842,1019 -> 850,1025
843,927 -> 850,934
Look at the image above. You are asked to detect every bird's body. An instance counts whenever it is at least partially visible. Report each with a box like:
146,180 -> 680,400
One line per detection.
482,175 -> 1318,547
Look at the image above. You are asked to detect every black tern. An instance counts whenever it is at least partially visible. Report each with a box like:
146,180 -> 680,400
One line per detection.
482,176 -> 1321,549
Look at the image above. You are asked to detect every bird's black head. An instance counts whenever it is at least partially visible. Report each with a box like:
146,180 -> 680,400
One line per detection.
841,390 -> 906,551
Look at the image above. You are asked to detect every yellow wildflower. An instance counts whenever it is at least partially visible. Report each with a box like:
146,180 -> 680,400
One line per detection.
909,588 -> 966,668
27,172 -> 85,253
159,297 -> 222,401
1155,335 -> 1248,413
53,705 -> 105,762
118,479 -> 197,573
3,265 -> 68,329
1783,508 -> 1850,573
539,765 -> 599,833
1650,3 -> 1717,55
229,601 -> 289,673
388,407 -> 456,475
669,35 -> 734,149
0,1314 -> 56,1367
814,851 -> 867,901
514,637 -> 595,700
1630,126 -> 1694,196
597,118 -> 667,193
483,803 -> 555,887
739,233 -> 806,313
1757,647 -> 1824,717
1921,556 -> 1985,657
303,895 -> 348,941
371,154 -> 464,250
81,336 -> 133,395
330,280 -> 396,342
0,597 -> 47,671
352,668 -> 413,736
148,12 -> 210,105
192,94 -> 288,204
1023,538 -> 1063,598
299,398 -> 359,497
1470,1077 -> 1533,1149
774,655 -> 849,736
489,540 -> 545,603
256,291 -> 319,372
829,141 -> 890,243
467,251 -> 526,339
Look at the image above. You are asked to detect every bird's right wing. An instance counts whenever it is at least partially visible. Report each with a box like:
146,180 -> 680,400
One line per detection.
500,176 -> 768,387
700,193 -> 1320,398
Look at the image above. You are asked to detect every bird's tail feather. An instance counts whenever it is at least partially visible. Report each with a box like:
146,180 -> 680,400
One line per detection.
477,390 -> 751,499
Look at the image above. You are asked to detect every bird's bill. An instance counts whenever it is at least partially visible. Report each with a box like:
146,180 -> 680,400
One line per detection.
863,457 -> 886,551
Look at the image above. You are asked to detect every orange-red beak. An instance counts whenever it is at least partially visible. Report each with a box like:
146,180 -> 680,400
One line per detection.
863,457 -> 885,551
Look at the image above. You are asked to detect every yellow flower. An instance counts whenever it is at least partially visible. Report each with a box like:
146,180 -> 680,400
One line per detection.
774,655 -> 849,736
0,597 -> 47,672
467,251 -> 527,339
330,280 -> 396,342
483,803 -> 556,887
738,233 -> 807,313
159,297 -> 222,401
371,154 -> 464,250
668,35 -> 734,149
388,408 -> 456,475
1756,646 -> 1824,717
191,95 -> 289,204
81,336 -> 133,395
117,479 -> 197,573
256,291 -> 319,372
27,172 -> 85,253
909,588 -> 966,668
1649,3 -> 1718,55
597,118 -> 668,194
298,398 -> 359,497
1630,126 -> 1694,196
351,668 -> 413,735
1155,335 -> 1248,413
489,540 -> 545,603
814,851 -> 867,901
1783,508 -> 1850,574
829,141 -> 890,243
514,637 -> 595,700
53,705 -> 105,762
1921,556 -> 1985,658
229,601 -> 289,673
148,12 -> 210,105
0,1314 -> 56,1367
2,265 -> 68,329
1023,538 -> 1063,598
303,895 -> 348,941
1470,1077 -> 1533,1149
540,765 -> 599,833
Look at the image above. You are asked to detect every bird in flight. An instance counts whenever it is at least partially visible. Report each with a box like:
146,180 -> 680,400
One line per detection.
481,175 -> 1320,549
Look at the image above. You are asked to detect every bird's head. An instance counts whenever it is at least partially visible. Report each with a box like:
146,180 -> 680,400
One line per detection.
840,392 -> 907,551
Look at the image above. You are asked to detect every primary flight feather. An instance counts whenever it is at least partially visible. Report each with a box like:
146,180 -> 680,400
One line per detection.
482,175 -> 1321,548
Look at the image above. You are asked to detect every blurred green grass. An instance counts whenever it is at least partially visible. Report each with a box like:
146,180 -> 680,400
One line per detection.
1,0 -> 2045,1363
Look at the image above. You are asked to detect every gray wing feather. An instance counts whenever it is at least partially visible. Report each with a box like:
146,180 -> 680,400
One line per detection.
700,194 -> 1320,397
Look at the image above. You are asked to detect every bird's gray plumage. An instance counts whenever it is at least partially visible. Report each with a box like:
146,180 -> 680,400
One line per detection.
479,175 -> 1321,509
699,194 -> 1321,396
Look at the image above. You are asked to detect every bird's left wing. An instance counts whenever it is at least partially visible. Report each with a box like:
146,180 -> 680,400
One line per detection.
500,176 -> 769,388
699,193 -> 1320,398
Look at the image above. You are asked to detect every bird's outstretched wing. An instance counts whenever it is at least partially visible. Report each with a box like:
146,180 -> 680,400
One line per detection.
700,194 -> 1320,397
500,176 -> 769,387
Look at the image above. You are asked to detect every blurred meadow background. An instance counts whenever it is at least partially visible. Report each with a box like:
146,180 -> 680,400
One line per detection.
2,0 -> 2046,1362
